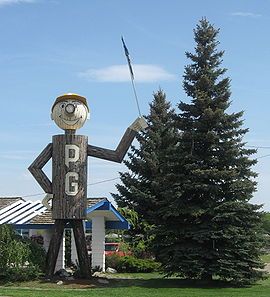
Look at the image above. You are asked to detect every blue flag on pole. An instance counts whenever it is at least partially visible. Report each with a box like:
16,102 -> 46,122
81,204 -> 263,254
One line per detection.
121,36 -> 134,80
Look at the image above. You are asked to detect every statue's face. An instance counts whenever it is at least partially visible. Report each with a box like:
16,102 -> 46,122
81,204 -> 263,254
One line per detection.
51,100 -> 89,130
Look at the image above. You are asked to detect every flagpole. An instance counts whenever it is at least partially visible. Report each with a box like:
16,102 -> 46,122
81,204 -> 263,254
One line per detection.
130,73 -> 142,117
121,36 -> 142,118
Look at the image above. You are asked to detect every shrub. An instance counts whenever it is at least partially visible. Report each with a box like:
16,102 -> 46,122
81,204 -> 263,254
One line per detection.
24,239 -> 46,271
106,255 -> 160,273
0,225 -> 46,281
3,265 -> 42,281
106,253 -> 122,270
65,229 -> 72,267
0,225 -> 30,270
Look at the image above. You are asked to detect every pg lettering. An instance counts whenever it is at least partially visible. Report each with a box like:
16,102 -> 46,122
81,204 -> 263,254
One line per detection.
65,144 -> 80,196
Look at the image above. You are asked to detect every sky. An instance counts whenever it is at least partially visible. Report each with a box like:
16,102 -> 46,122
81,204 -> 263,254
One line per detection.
1,0 -> 270,210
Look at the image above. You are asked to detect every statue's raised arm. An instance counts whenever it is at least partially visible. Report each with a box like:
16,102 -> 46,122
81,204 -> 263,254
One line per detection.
87,117 -> 148,162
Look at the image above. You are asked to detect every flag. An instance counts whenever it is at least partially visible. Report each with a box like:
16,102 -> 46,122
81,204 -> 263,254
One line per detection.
121,36 -> 134,80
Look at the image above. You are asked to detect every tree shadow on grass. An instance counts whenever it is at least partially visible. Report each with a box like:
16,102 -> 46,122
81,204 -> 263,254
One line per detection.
0,276 -> 262,290
93,277 -> 255,289
91,278 -> 262,289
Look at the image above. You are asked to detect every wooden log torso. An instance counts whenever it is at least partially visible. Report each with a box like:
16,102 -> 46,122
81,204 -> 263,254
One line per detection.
52,134 -> 88,219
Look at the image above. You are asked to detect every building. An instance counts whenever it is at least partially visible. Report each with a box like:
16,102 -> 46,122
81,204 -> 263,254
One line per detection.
0,197 -> 129,272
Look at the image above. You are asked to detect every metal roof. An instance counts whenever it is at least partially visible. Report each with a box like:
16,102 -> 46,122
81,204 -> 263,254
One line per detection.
0,199 -> 47,225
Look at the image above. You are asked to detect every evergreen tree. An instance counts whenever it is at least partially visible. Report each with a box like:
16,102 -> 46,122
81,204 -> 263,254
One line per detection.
164,18 -> 264,284
112,90 -> 178,226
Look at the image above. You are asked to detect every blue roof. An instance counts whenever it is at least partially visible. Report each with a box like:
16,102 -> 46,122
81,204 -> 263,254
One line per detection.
86,199 -> 130,230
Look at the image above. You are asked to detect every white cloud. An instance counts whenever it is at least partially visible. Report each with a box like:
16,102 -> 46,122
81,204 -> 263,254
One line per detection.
230,12 -> 262,18
79,64 -> 176,83
0,0 -> 36,6
0,150 -> 37,160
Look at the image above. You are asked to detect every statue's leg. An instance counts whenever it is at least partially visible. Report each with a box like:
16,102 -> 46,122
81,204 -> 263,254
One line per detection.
71,219 -> 91,278
45,219 -> 66,277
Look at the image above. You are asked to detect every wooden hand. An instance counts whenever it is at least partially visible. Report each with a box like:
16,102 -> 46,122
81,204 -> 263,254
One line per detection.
42,193 -> 53,210
129,117 -> 148,132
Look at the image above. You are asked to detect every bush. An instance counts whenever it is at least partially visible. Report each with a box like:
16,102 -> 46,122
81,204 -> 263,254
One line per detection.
0,225 -> 46,281
0,225 -> 30,270
24,239 -> 46,271
65,229 -> 72,267
106,254 -> 122,270
106,255 -> 160,273
2,265 -> 42,281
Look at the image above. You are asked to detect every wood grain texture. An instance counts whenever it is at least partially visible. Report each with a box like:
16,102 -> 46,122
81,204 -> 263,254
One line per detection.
87,127 -> 136,162
28,143 -> 53,193
52,135 -> 88,220
45,219 -> 66,277
71,220 -> 91,278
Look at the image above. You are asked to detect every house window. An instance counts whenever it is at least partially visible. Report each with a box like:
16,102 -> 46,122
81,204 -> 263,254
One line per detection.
16,229 -> 29,238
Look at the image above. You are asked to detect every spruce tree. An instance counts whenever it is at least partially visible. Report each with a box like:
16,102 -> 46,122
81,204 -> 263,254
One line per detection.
112,90 -> 178,225
167,18 -> 265,284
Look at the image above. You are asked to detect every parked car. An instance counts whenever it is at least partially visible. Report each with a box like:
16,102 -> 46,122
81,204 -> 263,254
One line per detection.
105,242 -> 129,256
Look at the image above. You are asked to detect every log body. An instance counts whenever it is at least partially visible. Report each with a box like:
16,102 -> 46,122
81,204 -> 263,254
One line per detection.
52,134 -> 88,219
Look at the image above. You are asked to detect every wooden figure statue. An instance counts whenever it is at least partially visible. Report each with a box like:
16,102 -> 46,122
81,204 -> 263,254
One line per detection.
28,93 -> 147,278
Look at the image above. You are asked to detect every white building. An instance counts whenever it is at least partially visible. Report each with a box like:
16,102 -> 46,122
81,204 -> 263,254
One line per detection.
0,197 -> 129,272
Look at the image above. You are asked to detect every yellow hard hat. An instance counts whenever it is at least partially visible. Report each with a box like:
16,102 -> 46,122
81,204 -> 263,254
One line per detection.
52,93 -> 89,112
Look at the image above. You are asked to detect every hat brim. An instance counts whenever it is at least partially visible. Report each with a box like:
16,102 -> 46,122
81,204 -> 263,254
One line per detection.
52,93 -> 89,112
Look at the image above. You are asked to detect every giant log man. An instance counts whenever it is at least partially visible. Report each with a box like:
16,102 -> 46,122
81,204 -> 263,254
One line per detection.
28,93 -> 147,278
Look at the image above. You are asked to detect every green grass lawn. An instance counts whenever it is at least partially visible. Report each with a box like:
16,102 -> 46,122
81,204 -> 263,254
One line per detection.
261,253 -> 270,263
1,254 -> 270,297
0,275 -> 270,297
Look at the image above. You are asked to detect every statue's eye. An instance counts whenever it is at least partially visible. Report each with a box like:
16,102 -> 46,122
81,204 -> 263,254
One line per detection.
61,104 -> 65,108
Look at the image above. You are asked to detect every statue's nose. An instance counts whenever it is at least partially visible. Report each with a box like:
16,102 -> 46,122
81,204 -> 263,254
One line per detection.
65,103 -> 76,115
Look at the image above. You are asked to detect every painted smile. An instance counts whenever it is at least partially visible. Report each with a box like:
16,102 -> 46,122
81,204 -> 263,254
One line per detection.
61,118 -> 80,126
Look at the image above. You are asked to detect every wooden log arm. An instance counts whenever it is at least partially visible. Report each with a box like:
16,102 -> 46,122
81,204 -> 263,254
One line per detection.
88,117 -> 148,163
87,127 -> 137,163
28,143 -> 53,193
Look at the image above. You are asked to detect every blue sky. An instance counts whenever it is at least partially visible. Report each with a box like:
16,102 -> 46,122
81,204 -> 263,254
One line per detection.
1,0 -> 270,209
